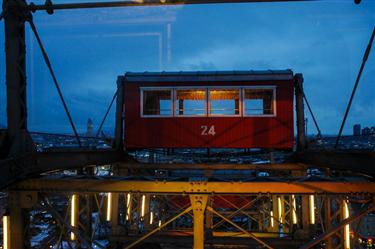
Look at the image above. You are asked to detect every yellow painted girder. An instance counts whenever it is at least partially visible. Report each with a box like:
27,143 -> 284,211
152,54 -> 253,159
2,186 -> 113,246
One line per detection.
13,179 -> 375,194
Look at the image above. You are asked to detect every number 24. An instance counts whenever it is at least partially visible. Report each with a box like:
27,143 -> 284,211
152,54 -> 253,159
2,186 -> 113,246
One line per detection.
201,125 -> 216,136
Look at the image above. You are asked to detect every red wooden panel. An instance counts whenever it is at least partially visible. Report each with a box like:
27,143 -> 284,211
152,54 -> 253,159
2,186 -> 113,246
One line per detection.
124,81 -> 294,149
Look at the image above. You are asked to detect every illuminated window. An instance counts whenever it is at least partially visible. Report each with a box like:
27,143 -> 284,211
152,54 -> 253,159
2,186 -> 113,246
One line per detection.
142,89 -> 172,116
209,89 -> 240,115
244,88 -> 275,115
175,89 -> 206,116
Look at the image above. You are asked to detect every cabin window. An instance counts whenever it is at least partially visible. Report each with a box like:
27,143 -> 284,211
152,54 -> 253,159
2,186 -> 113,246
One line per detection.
209,89 -> 240,115
175,89 -> 207,116
243,88 -> 275,115
142,89 -> 172,116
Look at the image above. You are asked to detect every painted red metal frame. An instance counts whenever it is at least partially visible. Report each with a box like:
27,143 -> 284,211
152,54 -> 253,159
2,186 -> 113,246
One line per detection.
124,78 -> 294,149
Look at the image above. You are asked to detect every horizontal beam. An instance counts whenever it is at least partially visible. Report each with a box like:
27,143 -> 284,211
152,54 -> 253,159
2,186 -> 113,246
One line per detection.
26,0 -> 316,12
36,149 -> 125,171
293,150 -> 375,175
0,149 -> 124,189
121,162 -> 307,171
111,234 -> 306,248
12,178 -> 375,194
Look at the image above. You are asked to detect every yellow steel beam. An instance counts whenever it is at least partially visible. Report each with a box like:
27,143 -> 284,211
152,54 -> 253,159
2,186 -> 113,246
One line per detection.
190,195 -> 208,249
125,206 -> 193,249
207,206 -> 274,249
212,231 -> 280,238
13,179 -> 375,194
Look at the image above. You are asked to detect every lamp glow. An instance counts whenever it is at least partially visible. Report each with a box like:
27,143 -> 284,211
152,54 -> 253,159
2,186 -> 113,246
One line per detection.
277,197 -> 282,223
270,211 -> 274,227
141,195 -> 146,218
309,195 -> 315,224
106,192 -> 112,222
70,194 -> 77,240
3,215 -> 9,249
292,195 -> 297,224
344,200 -> 350,249
150,211 -> 154,225
126,193 -> 132,221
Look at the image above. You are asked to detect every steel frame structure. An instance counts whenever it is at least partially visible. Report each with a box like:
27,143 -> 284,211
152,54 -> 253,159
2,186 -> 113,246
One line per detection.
7,176 -> 375,249
1,0 -> 375,249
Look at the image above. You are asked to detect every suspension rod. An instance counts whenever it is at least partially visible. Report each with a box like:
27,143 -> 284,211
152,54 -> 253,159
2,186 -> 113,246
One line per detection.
27,0 -> 316,12
334,27 -> 375,149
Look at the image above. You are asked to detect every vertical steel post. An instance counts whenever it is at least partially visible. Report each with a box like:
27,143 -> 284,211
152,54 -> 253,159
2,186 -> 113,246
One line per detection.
3,0 -> 30,156
325,197 -> 333,249
190,195 -> 208,249
294,74 -> 307,151
8,192 -> 25,249
115,76 -> 125,151
4,0 -> 27,137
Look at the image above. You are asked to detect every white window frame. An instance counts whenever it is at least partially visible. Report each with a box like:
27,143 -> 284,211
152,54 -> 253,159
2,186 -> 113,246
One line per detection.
242,86 -> 277,117
140,87 -> 173,118
208,87 -> 242,117
139,85 -> 277,118
174,88 -> 208,117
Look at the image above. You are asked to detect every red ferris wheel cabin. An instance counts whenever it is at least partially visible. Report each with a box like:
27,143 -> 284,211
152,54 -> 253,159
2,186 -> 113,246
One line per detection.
122,70 -> 297,149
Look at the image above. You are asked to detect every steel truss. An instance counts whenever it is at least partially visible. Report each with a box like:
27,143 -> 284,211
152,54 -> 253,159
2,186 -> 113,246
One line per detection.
5,178 -> 375,249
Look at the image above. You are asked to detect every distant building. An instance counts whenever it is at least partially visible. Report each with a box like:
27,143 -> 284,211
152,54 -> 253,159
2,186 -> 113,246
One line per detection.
87,118 -> 94,137
362,127 -> 371,136
353,124 -> 361,136
371,126 -> 375,136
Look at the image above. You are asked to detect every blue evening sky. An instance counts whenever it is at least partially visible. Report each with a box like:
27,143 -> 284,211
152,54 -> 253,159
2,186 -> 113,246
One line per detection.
0,0 -> 374,135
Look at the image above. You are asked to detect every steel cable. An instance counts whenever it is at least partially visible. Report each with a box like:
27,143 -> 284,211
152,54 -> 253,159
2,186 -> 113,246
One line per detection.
96,90 -> 118,138
334,27 -> 375,149
303,92 -> 322,138
26,16 -> 82,147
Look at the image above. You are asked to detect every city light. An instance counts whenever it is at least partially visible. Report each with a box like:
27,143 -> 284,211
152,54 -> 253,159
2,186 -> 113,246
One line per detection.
309,195 -> 315,224
106,192 -> 112,222
70,194 -> 77,241
3,215 -> 9,249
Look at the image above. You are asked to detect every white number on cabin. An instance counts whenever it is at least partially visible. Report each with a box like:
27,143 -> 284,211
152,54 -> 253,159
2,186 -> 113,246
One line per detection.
201,125 -> 216,136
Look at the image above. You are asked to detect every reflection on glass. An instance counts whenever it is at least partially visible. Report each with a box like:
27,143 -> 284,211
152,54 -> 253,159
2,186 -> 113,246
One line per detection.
244,89 -> 274,115
209,89 -> 240,115
175,89 -> 206,116
143,90 -> 172,116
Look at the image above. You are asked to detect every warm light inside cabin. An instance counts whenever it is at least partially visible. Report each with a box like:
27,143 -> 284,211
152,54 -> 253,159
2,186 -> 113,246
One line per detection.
270,211 -> 274,227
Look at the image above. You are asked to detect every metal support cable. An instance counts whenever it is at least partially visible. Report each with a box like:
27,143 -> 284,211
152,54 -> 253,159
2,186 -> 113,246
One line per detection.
334,27 -> 375,149
303,92 -> 322,137
26,17 -> 82,147
27,0 -> 317,12
96,91 -> 118,138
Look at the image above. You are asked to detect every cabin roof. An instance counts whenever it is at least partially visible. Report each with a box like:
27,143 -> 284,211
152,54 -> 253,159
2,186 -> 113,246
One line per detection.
122,70 -> 294,83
